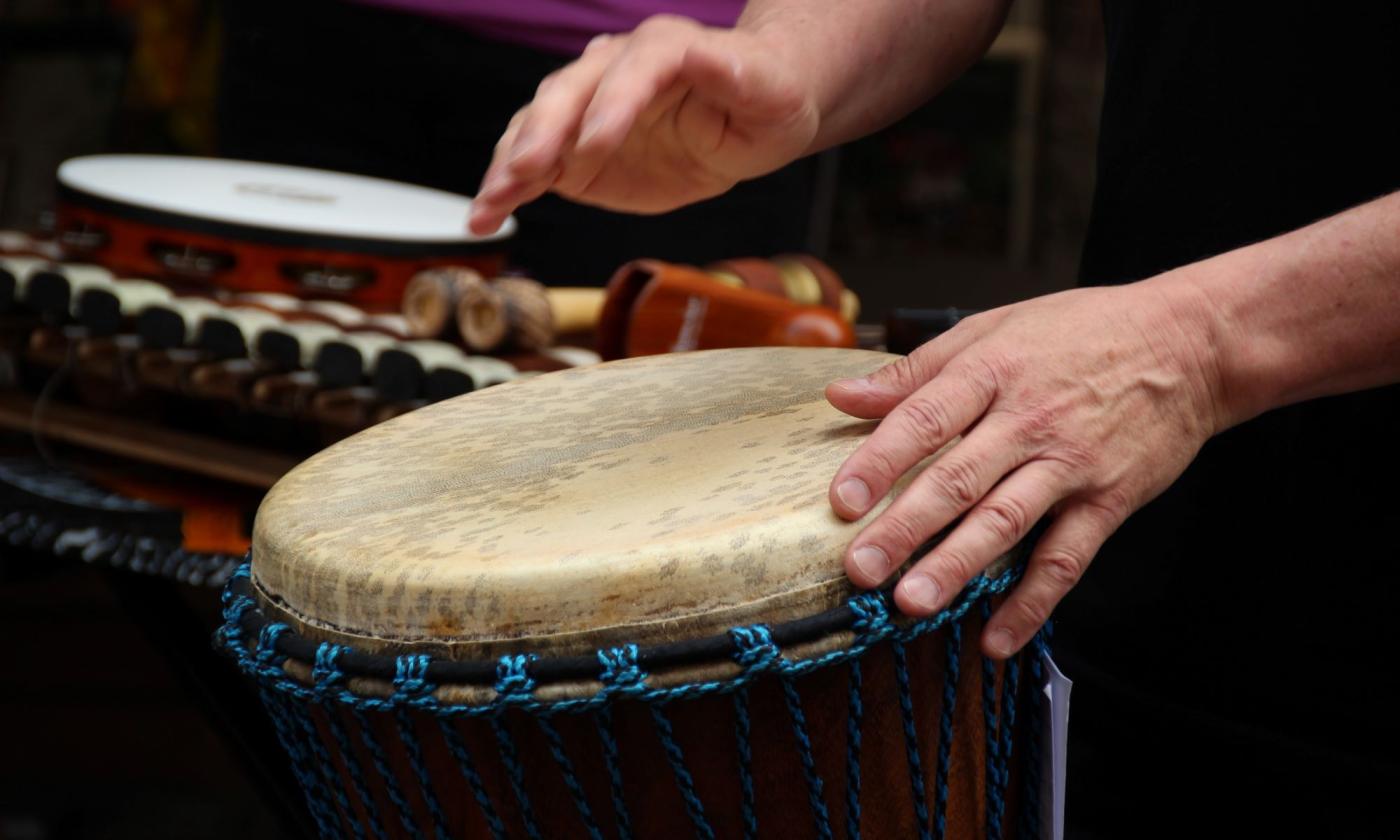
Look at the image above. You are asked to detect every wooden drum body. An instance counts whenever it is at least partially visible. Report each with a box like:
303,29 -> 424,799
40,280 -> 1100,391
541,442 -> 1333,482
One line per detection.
56,156 -> 515,310
218,348 -> 1047,839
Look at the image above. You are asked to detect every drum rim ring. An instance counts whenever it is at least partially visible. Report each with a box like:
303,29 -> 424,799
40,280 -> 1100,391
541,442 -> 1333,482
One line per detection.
215,536 -> 1035,713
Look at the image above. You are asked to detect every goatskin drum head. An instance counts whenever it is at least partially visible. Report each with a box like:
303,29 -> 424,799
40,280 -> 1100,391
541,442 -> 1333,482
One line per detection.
252,347 -> 943,658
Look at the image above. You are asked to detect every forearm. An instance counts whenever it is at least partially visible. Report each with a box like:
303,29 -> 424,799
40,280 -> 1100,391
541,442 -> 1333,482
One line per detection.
738,0 -> 1013,152
1162,191 -> 1400,428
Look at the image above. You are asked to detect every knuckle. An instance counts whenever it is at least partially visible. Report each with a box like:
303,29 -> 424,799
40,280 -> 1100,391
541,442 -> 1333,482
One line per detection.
1044,442 -> 1096,475
584,33 -> 612,53
637,13 -> 691,35
1087,487 -> 1134,524
979,351 -> 1023,384
930,546 -> 976,587
872,355 -> 923,392
534,72 -> 560,96
1009,594 -> 1051,629
928,456 -> 982,509
876,513 -> 924,556
859,444 -> 903,486
952,353 -> 1013,402
956,310 -> 991,331
1037,548 -> 1086,589
497,113 -> 529,151
897,396 -> 954,445
977,495 -> 1032,545
1013,403 -> 1060,448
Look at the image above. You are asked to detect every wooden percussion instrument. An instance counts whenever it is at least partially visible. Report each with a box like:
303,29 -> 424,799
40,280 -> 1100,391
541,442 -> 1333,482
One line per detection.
492,276 -> 554,352
597,260 -> 856,360
402,268 -> 604,352
218,348 -> 1045,840
75,279 -> 173,335
24,263 -> 115,321
0,256 -> 53,313
54,155 -> 516,310
314,332 -> 399,389
707,255 -> 859,322
137,297 -> 223,349
371,340 -> 519,402
257,321 -> 343,370
198,306 -> 282,360
0,230 -> 38,255
402,267 -> 496,344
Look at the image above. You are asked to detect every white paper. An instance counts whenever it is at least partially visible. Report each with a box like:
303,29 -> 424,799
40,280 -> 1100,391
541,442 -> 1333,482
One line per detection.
1040,650 -> 1072,840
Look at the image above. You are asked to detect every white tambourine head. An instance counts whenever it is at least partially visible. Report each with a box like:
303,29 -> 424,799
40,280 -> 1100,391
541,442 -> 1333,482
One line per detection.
58,155 -> 517,244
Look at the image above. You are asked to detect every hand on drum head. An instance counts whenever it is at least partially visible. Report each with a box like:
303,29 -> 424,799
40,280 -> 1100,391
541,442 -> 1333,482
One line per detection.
825,277 -> 1238,659
467,15 -> 819,235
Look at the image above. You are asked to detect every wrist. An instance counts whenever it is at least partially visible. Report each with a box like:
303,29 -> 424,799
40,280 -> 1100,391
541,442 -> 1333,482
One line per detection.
1151,247 -> 1295,431
737,16 -> 843,152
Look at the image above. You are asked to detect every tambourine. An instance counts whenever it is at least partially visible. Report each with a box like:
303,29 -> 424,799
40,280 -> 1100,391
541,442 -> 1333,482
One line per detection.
54,155 -> 516,310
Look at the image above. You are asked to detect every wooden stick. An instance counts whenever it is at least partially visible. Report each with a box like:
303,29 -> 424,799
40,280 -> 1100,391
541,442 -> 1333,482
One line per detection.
0,389 -> 297,488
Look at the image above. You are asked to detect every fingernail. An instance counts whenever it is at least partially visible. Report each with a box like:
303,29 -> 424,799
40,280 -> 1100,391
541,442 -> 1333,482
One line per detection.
469,215 -> 500,236
831,376 -> 872,391
836,478 -> 871,513
851,545 -> 889,583
988,628 -> 1015,658
900,574 -> 942,612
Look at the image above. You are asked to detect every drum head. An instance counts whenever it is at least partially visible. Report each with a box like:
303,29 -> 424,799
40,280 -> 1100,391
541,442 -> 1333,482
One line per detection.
253,347 -> 934,658
58,155 -> 516,251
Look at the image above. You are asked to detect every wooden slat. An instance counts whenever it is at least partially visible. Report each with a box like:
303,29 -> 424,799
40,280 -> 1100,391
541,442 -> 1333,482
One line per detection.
0,390 -> 300,488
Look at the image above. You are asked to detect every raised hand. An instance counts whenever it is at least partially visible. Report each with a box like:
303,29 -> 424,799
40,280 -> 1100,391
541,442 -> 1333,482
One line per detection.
468,16 -> 820,235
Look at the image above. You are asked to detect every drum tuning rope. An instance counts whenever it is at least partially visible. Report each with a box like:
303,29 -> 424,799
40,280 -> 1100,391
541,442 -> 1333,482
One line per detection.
980,599 -> 1022,840
216,556 -> 1050,839
313,646 -> 392,840
935,621 -> 964,840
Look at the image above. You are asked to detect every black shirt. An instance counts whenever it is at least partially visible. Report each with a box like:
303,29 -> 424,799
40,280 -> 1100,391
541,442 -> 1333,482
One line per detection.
1059,3 -> 1400,833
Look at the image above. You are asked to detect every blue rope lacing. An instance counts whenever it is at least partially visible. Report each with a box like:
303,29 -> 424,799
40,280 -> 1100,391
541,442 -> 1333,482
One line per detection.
491,655 -> 542,840
892,639 -> 933,840
437,718 -> 507,840
732,624 -> 834,840
390,655 -> 451,840
980,600 -> 1021,840
537,715 -> 604,840
933,621 -> 963,840
311,644 -> 387,840
217,561 -> 1043,839
732,686 -> 759,840
218,562 -> 1024,718
255,624 -> 342,839
596,645 -> 645,839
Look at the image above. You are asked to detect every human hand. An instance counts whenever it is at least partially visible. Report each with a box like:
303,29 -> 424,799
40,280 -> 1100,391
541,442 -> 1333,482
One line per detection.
467,15 -> 819,235
828,278 -> 1232,658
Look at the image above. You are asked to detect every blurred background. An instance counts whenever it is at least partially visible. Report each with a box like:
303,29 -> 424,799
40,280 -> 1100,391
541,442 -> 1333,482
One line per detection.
0,0 -> 1105,837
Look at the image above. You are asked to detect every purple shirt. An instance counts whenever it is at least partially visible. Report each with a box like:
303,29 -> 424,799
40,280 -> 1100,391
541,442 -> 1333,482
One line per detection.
353,0 -> 745,55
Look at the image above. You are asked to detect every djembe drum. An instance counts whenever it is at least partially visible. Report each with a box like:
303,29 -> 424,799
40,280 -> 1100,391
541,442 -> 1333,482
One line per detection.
217,348 -> 1048,839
